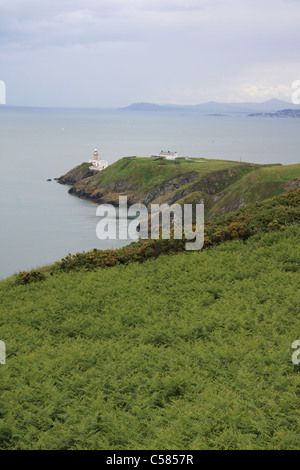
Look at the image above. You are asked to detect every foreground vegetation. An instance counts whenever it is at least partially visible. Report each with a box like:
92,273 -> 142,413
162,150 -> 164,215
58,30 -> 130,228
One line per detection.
0,189 -> 299,449
16,188 -> 299,276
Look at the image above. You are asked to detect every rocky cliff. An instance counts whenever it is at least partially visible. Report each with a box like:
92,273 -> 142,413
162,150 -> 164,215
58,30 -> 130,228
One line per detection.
58,162 -> 95,185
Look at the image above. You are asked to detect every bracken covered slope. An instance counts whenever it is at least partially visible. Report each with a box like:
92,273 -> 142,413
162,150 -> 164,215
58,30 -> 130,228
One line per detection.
0,209 -> 299,449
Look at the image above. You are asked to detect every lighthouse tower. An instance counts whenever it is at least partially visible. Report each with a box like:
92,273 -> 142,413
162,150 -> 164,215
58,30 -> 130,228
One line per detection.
89,148 -> 109,171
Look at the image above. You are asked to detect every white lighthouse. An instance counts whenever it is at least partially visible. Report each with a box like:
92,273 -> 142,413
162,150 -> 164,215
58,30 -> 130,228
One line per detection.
89,148 -> 108,171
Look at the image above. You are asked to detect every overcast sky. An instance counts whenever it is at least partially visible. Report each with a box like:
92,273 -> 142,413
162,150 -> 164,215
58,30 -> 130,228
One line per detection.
0,0 -> 299,107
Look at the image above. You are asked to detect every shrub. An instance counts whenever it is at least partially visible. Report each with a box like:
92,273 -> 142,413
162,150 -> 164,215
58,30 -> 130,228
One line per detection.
211,221 -> 252,243
268,220 -> 284,232
16,269 -> 46,285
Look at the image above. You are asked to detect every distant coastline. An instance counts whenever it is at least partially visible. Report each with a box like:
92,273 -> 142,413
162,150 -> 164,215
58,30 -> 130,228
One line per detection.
2,98 -> 300,116
248,109 -> 300,118
120,99 -> 300,115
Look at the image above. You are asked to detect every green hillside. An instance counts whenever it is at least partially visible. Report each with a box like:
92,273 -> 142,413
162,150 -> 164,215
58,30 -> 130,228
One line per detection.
0,190 -> 299,450
208,163 -> 300,219
92,156 -> 246,189
59,157 -> 300,219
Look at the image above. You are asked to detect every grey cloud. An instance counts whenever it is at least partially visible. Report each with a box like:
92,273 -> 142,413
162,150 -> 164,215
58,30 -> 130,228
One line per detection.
0,0 -> 299,106
1,0 -> 299,49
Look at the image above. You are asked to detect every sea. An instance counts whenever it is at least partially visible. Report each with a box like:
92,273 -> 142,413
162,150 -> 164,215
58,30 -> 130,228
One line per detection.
0,106 -> 299,279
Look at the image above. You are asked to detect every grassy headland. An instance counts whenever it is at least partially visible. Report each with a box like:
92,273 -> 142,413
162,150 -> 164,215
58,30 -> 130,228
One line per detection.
58,157 -> 300,219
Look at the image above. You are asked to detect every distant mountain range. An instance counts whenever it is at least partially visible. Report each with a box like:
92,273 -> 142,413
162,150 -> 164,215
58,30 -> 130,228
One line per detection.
121,99 -> 300,114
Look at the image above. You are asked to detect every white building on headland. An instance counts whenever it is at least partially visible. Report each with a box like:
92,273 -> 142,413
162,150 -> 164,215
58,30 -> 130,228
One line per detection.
151,150 -> 179,160
89,149 -> 108,171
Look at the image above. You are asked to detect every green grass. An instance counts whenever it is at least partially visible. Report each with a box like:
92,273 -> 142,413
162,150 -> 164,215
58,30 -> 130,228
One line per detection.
92,157 -> 300,197
94,156 -> 252,190
258,164 -> 300,182
207,163 -> 300,219
0,222 -> 299,448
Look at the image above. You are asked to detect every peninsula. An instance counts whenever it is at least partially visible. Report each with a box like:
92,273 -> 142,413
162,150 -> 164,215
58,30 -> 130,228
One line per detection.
58,156 -> 300,220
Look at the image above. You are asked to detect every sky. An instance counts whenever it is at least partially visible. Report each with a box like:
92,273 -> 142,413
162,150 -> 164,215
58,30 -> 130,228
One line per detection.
0,0 -> 299,108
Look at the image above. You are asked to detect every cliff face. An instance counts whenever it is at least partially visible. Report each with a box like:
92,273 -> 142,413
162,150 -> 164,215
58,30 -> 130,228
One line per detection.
58,157 -> 300,219
65,167 -> 239,208
58,163 -> 95,185
66,172 -> 197,205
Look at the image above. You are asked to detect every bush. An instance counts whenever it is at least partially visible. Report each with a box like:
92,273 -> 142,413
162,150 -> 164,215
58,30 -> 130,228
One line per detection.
15,269 -> 46,285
